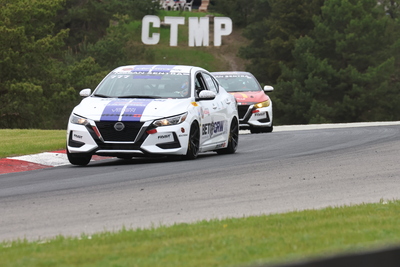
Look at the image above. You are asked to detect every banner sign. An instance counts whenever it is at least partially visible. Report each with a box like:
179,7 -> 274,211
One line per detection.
142,15 -> 232,47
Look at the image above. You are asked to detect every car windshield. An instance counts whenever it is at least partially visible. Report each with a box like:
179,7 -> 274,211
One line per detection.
214,74 -> 261,92
93,72 -> 190,98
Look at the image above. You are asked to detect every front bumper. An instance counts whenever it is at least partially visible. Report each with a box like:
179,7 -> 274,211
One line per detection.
67,120 -> 191,157
237,103 -> 273,129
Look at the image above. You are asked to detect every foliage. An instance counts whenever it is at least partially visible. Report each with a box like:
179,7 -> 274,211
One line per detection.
0,0 -> 157,129
0,0 -> 72,128
225,0 -> 400,125
54,0 -> 159,48
211,0 -> 260,27
274,0 -> 400,124
238,0 -> 324,85
2,0 -> 400,128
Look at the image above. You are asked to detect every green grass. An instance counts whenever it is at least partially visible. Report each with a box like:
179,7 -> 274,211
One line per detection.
0,129 -> 66,158
1,200 -> 400,267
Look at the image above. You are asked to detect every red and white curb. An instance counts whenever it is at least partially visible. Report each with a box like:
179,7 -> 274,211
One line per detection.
0,150 -> 108,174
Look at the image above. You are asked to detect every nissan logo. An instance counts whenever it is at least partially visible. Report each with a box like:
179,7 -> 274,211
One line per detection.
114,122 -> 125,131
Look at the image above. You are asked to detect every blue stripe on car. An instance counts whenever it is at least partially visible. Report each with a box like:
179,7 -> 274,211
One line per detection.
100,99 -> 153,122
121,99 -> 153,122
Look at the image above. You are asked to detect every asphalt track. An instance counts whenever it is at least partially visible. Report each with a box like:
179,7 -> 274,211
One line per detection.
0,122 -> 399,242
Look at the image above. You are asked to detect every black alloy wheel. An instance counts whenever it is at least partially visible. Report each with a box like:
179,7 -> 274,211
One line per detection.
217,118 -> 239,154
185,122 -> 200,159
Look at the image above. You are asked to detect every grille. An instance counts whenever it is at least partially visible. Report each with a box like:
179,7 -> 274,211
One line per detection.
237,105 -> 250,119
95,121 -> 144,142
97,143 -> 142,150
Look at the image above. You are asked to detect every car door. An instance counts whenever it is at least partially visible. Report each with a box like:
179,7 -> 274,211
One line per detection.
196,72 -> 229,150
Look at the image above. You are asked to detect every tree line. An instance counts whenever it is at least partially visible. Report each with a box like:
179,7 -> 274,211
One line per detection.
214,0 -> 400,124
0,0 -> 158,129
1,0 -> 400,129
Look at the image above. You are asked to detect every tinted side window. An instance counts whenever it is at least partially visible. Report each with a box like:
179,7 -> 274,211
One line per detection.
202,73 -> 218,94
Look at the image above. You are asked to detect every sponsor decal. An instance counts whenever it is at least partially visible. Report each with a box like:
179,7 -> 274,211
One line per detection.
202,120 -> 225,137
254,112 -> 266,117
199,107 -> 204,119
130,65 -> 177,80
157,133 -> 174,142
73,133 -> 83,139
215,142 -> 226,149
158,134 -> 171,139
100,99 -> 153,122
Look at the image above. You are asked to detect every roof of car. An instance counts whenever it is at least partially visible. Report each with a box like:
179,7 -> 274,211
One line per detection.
112,65 -> 195,74
212,71 -> 254,76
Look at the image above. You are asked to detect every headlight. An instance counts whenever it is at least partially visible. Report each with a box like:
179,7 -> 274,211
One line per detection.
153,112 -> 188,127
70,114 -> 90,125
254,99 -> 271,109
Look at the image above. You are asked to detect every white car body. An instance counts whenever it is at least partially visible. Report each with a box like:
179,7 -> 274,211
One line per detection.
66,65 -> 239,165
212,71 -> 274,134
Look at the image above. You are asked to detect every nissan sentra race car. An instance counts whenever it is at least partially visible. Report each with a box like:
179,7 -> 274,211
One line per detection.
66,65 -> 239,165
212,71 -> 274,133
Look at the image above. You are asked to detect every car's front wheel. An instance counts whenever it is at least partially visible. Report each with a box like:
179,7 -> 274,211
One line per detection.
185,122 -> 200,160
217,118 -> 239,154
250,124 -> 273,134
67,148 -> 92,166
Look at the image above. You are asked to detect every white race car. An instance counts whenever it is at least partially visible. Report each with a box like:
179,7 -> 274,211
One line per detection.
212,71 -> 274,134
66,65 -> 239,165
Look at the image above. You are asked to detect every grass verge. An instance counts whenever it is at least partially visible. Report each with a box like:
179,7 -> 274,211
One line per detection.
1,200 -> 400,267
0,129 -> 66,158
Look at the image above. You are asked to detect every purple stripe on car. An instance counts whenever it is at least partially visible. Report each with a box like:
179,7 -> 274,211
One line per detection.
121,99 -> 153,122
100,100 -> 130,121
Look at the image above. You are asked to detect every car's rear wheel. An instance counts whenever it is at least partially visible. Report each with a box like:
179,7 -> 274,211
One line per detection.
67,148 -> 92,166
217,118 -> 239,154
185,122 -> 200,160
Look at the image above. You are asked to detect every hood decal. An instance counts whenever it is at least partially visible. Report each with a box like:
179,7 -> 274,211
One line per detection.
100,99 -> 153,122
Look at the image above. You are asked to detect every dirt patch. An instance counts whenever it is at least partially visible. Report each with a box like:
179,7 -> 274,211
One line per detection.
207,26 -> 250,71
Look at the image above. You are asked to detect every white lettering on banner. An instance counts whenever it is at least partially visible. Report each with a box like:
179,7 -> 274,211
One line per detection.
189,17 -> 209,46
142,15 -> 160,45
214,17 -> 232,46
164,16 -> 185,46
141,15 -> 232,47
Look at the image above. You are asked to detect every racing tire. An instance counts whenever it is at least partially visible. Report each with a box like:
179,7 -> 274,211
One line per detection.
217,118 -> 239,155
185,122 -> 200,160
250,124 -> 273,134
67,148 -> 92,166
265,123 -> 273,133
250,128 -> 262,134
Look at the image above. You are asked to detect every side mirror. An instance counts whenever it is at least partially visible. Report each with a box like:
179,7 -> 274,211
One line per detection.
79,88 -> 91,97
263,85 -> 274,92
198,90 -> 216,100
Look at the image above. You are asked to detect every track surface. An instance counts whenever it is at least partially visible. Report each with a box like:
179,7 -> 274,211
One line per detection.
1,123 -> 399,241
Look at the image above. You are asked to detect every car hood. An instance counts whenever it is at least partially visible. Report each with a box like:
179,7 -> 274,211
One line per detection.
229,91 -> 270,105
72,97 -> 191,122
